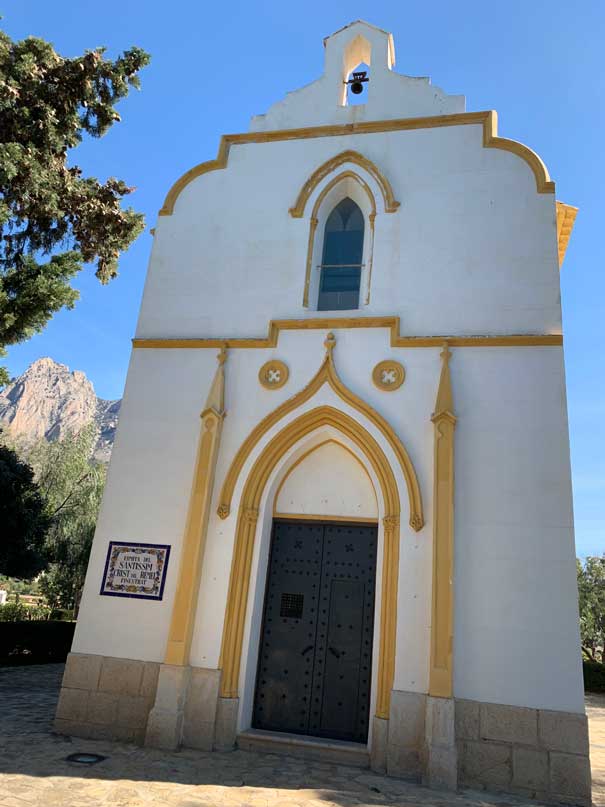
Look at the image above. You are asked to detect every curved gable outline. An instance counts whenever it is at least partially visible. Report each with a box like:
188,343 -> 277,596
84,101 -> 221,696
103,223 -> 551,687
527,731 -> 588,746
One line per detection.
158,111 -> 555,217
216,334 -> 424,532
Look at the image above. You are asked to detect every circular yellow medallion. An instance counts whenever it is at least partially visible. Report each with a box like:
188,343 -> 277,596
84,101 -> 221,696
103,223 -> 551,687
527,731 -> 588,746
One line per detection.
258,360 -> 289,390
372,360 -> 405,391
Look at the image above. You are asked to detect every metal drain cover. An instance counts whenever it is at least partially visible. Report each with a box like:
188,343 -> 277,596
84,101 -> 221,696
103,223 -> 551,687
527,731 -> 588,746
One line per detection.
65,752 -> 106,764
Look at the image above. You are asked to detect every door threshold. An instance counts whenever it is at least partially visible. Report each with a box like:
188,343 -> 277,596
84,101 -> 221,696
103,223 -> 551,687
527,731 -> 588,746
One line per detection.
237,728 -> 370,768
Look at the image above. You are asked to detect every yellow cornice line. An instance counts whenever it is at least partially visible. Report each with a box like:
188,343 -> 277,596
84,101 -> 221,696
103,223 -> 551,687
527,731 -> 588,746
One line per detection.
556,201 -> 579,268
158,110 -> 555,216
482,111 -> 555,194
132,317 -> 563,350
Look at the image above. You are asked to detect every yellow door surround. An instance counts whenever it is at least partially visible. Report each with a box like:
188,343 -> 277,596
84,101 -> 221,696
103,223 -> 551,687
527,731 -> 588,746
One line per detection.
217,404 -> 401,720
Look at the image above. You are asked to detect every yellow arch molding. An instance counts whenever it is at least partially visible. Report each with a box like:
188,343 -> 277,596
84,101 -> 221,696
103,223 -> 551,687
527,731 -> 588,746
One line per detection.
289,150 -> 399,218
218,404 -> 401,719
158,110 -> 555,216
302,170 -> 377,307
216,334 -> 424,531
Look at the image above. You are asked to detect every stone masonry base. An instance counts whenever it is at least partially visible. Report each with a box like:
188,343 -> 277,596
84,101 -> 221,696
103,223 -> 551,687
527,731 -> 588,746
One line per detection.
456,698 -> 591,805
385,691 -> 591,805
54,652 -> 160,744
55,658 -> 591,805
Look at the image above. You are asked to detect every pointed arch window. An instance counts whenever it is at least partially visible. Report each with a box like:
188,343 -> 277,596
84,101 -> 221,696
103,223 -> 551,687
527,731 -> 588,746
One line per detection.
318,197 -> 364,311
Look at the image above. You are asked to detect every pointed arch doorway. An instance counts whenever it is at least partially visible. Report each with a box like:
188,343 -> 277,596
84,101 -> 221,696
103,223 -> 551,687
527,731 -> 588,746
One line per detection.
253,439 -> 379,742
253,517 -> 378,743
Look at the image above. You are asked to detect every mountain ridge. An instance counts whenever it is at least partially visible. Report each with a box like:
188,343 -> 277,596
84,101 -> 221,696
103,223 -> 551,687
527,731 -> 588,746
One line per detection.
0,357 -> 121,462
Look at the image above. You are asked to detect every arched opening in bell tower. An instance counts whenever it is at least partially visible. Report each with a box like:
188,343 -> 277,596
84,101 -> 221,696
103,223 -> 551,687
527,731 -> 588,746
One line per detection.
339,35 -> 372,106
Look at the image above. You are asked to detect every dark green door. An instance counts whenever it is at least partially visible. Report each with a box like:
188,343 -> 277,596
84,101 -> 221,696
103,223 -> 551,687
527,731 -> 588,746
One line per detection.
253,519 -> 377,743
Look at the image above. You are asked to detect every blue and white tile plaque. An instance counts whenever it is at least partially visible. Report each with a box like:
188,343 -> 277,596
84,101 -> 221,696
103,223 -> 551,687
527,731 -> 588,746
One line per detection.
100,541 -> 170,600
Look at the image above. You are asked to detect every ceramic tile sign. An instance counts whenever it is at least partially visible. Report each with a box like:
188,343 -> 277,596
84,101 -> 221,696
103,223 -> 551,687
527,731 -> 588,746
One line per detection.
100,541 -> 171,600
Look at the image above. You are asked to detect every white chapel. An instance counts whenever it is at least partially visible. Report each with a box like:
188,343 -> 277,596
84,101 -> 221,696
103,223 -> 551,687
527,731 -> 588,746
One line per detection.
55,21 -> 589,804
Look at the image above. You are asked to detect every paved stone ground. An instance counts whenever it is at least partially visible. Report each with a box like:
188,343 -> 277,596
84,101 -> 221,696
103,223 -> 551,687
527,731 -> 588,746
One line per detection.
0,663 -> 590,807
585,693 -> 605,806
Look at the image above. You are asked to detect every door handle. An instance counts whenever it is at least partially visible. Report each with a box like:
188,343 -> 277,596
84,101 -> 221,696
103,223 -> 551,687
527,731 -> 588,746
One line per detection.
328,646 -> 341,659
301,645 -> 314,656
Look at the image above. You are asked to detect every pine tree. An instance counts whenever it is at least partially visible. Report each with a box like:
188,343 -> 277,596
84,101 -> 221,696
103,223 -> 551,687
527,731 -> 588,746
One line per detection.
0,437 -> 49,578
0,28 -> 150,384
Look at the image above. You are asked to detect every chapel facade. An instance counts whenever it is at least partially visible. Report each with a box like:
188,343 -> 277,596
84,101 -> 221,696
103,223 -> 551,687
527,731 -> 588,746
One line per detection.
55,21 -> 589,804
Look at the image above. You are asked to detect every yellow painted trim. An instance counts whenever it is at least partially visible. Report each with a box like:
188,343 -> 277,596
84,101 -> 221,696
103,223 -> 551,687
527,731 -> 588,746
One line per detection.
274,512 -> 379,524
482,111 -> 555,194
258,359 -> 289,390
428,345 -> 456,698
289,151 -> 398,218
216,333 -> 424,531
372,360 -> 405,391
217,404 -> 400,719
302,170 -> 377,308
164,347 -> 227,666
556,201 -> 579,267
158,111 -> 554,216
132,317 -> 563,351
272,438 -> 378,515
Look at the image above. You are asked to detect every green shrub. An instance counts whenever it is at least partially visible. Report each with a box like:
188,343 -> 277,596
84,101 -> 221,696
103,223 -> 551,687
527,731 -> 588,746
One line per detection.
0,620 -> 75,665
49,608 -> 74,621
0,602 -> 51,621
0,602 -> 29,621
583,659 -> 605,692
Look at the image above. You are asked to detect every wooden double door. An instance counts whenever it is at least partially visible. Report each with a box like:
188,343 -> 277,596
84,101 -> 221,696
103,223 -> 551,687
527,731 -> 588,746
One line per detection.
252,519 -> 378,743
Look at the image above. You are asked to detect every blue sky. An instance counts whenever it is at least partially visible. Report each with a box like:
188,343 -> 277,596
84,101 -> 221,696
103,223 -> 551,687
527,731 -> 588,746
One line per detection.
3,1 -> 604,556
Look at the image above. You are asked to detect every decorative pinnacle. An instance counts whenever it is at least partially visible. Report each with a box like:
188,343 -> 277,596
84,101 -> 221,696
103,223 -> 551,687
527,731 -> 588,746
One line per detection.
324,332 -> 336,357
217,344 -> 228,366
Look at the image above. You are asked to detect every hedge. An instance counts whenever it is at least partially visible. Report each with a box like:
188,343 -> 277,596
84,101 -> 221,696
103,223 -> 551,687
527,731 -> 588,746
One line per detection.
0,620 -> 75,666
583,659 -> 605,693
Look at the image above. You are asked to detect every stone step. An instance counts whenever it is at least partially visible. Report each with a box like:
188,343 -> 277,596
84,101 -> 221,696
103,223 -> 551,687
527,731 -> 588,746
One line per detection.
237,728 -> 370,768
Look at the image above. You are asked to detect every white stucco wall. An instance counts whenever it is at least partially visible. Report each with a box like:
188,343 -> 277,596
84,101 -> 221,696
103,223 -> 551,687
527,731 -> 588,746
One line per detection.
74,331 -> 582,713
140,123 -> 559,341
73,22 -> 582,720
274,440 -> 378,517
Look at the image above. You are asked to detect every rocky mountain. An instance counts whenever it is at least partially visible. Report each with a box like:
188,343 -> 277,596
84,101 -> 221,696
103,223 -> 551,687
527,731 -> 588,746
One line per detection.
0,357 -> 121,462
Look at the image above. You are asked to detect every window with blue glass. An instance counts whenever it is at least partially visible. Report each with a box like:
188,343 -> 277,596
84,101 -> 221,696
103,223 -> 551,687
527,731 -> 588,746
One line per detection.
318,197 -> 364,311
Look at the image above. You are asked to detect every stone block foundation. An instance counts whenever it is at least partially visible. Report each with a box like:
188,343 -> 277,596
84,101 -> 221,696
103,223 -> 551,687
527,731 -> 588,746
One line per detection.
56,667 -> 591,805
381,691 -> 591,805
56,653 -> 223,751
456,698 -> 591,806
55,652 -> 160,744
